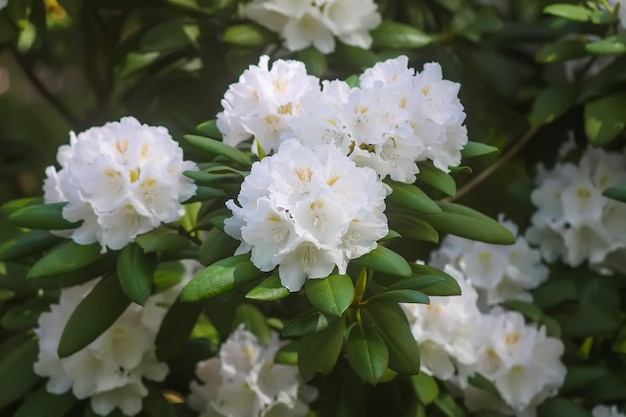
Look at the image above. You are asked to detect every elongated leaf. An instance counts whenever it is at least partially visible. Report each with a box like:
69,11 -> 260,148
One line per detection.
136,227 -> 191,253
387,181 -> 441,214
8,202 -> 80,230
361,302 -> 420,374
531,83 -> 579,126
501,300 -> 544,322
586,33 -> 626,55
415,202 -> 515,245
298,317 -> 345,380
233,303 -> 271,345
411,373 -> 439,405
199,227 -> 240,266
283,310 -> 332,337
536,39 -> 587,63
184,135 -> 252,167
460,141 -> 499,159
196,119 -> 222,139
434,393 -> 468,417
0,197 -> 43,217
0,230 -> 62,262
407,264 -> 462,296
14,388 -> 76,417
180,254 -> 264,302
353,246 -> 412,277
543,4 -> 592,21
155,298 -> 204,361
416,163 -> 457,196
585,93 -> 626,146
0,337 -> 40,408
371,21 -> 434,49
224,23 -> 278,46
305,274 -> 355,316
387,213 -> 439,244
347,323 -> 389,385
58,276 -> 131,358
469,373 -> 503,400
183,186 -> 226,203
246,273 -> 289,301
369,289 -> 430,304
183,170 -> 242,185
537,398 -> 592,417
117,243 -> 156,306
603,184 -> 626,202
27,241 -> 103,279
297,46 -> 328,77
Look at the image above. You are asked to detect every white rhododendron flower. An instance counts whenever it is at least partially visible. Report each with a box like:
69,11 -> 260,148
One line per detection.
224,139 -> 388,291
43,117 -> 197,252
188,326 -> 317,417
243,0 -> 381,54
526,144 -> 626,273
593,405 -> 626,417
216,55 -> 320,154
431,215 -> 548,307
33,276 -> 189,416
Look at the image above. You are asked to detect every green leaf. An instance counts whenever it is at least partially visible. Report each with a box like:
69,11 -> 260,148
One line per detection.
537,398 -> 592,417
1,301 -> 50,330
334,44 -> 379,71
410,373 -> 439,406
561,366 -> 610,392
136,227 -> 191,253
233,303 -> 271,345
297,46 -> 328,77
0,337 -> 40,409
531,83 -> 579,126
196,119 -> 223,139
117,243 -> 156,306
0,197 -> 43,218
140,18 -> 200,52
154,261 -> 186,292
298,316 -> 345,380
361,302 -> 420,374
460,141 -> 499,159
371,21 -> 434,49
142,382 -> 177,417
603,184 -> 626,202
180,254 -> 264,302
246,273 -> 289,301
305,274 -> 355,316
415,163 -> 457,197
557,304 -> 619,337
387,181 -> 441,214
532,278 -> 578,309
353,246 -> 412,277
586,33 -> 626,55
468,373 -> 503,400
433,393 -> 467,417
387,213 -> 439,244
501,300 -> 544,322
536,39 -> 587,63
183,186 -> 227,203
58,275 -> 131,358
27,241 -> 103,279
224,23 -> 278,46
199,227 -> 240,265
155,298 -> 204,361
185,135 -> 252,167
275,340 -> 299,365
408,264 -> 462,296
347,323 -> 389,385
369,289 -> 430,304
183,170 -> 243,185
585,93 -> 626,146
282,310 -> 333,337
14,388 -> 76,417
31,252 -> 117,289
415,202 -> 515,245
8,202 -> 80,230
543,4 -> 592,21
0,230 -> 62,262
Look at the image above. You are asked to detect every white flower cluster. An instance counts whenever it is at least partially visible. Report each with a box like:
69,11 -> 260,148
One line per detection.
403,266 -> 566,416
593,405 -> 626,417
188,326 -> 317,417
430,215 -> 548,307
44,117 -> 197,252
218,55 -> 468,183
224,139 -> 388,291
243,0 -> 381,54
33,278 -> 185,416
526,144 -> 626,273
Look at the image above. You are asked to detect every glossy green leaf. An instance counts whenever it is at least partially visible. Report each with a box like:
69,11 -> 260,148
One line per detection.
586,33 -> 626,55
199,227 -> 240,266
8,202 -> 80,230
117,243 -> 156,306
233,303 -> 271,345
305,274 -> 355,316
415,163 -> 457,197
585,93 -> 626,146
183,170 -> 242,185
371,21 -> 434,49
27,241 -> 103,279
184,135 -> 252,167
407,264 -> 462,296
543,4 -> 592,21
0,197 -> 43,218
180,254 -> 264,302
58,275 -> 131,358
537,398 -> 592,417
361,302 -> 420,374
224,23 -> 278,46
0,337 -> 40,408
531,83 -> 579,126
411,373 -> 439,405
14,387 -> 76,417
536,39 -> 587,63
153,261 -> 186,292
283,310 -> 332,337
246,273 -> 289,301
297,46 -> 328,77
155,298 -> 204,361
196,119 -> 223,139
415,202 -> 515,245
298,316 -> 345,380
387,213 -> 439,244
0,230 -> 62,262
353,246 -> 412,277
603,184 -> 626,202
387,181 -> 441,214
460,141 -> 499,159
136,227 -> 191,253
347,323 -> 389,385
369,289 -> 430,304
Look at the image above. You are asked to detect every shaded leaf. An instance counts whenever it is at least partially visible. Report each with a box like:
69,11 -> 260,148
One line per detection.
27,241 -> 102,279
117,243 -> 156,306
353,246 -> 412,277
246,273 -> 289,301
298,316 -> 345,380
347,323 -> 389,385
305,274 -> 355,316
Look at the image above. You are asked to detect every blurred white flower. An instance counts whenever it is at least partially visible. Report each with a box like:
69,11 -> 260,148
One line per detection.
243,0 -> 381,54
527,145 -> 626,273
224,139 -> 387,291
188,326 -> 317,417
0,0 -> 6,11
43,117 -> 197,252
33,276 -> 190,416
431,216 -> 548,307
593,404 -> 626,417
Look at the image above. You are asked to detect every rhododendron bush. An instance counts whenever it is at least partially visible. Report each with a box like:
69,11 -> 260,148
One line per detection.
0,0 -> 626,417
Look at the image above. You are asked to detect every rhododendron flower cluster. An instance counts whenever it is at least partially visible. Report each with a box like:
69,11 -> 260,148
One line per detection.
33,278 -> 186,416
526,144 -> 626,273
224,139 -> 388,291
431,216 -> 548,306
218,55 -> 468,183
243,0 -> 381,54
188,326 -> 317,417
43,117 -> 197,252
